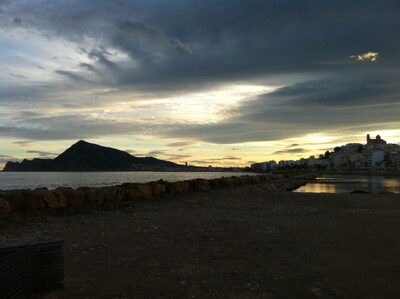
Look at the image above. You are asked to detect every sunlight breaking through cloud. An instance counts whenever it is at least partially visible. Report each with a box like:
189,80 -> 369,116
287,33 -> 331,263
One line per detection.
350,51 -> 379,62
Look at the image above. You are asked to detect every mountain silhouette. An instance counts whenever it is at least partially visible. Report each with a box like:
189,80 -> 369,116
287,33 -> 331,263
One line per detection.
3,140 -> 184,171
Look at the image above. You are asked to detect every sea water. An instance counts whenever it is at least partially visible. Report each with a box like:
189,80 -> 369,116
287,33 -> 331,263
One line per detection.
0,171 -> 253,190
294,174 -> 400,194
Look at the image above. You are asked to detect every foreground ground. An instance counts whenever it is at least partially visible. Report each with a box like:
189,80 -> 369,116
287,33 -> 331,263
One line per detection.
1,183 -> 400,298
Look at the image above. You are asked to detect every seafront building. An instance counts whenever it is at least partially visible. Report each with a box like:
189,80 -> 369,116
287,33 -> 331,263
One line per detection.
251,134 -> 400,171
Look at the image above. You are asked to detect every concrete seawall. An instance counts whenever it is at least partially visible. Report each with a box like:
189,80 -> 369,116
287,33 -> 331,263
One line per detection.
0,174 -> 308,215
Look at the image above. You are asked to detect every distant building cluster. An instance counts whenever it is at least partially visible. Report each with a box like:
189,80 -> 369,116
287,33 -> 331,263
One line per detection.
251,134 -> 400,171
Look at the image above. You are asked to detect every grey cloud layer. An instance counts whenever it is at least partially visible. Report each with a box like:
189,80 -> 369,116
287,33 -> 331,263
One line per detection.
1,0 -> 399,143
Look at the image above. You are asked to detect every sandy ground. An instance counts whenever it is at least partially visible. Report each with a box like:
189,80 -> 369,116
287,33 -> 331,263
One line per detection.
1,183 -> 400,298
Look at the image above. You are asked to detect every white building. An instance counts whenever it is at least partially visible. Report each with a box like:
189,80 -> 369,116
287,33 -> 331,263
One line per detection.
371,150 -> 384,169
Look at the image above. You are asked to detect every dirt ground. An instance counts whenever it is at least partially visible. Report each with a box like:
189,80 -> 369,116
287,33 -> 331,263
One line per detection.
1,183 -> 400,298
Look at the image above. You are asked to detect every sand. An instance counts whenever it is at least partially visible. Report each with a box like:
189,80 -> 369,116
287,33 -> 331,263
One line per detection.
1,183 -> 400,298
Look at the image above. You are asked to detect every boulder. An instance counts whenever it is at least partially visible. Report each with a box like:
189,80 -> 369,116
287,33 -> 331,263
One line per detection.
208,179 -> 220,189
189,179 -> 210,191
151,182 -> 166,196
79,187 -> 105,205
102,187 -> 124,202
174,181 -> 190,194
1,190 -> 28,211
123,187 -> 142,201
165,183 -> 176,194
240,176 -> 252,184
0,198 -> 11,215
137,184 -> 153,199
27,190 -> 46,209
33,189 -> 67,208
56,187 -> 85,206
220,177 -> 234,187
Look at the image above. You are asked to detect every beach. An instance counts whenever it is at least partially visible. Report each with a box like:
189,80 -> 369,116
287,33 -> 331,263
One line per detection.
1,183 -> 400,298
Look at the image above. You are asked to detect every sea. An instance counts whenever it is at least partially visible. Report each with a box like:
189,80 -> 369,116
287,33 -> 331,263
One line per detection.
0,171 -> 254,191
294,174 -> 400,194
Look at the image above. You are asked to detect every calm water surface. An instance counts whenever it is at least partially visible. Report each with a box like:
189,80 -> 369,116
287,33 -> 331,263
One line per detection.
0,171 -> 253,190
295,174 -> 400,194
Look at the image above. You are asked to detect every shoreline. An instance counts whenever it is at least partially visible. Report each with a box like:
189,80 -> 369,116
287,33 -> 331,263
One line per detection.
0,174 -> 308,215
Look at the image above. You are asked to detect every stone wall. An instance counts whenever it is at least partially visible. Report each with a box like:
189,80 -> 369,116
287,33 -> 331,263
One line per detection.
0,174 -> 307,215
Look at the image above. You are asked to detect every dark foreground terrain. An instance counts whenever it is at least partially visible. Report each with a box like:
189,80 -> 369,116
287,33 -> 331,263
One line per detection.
1,184 -> 400,298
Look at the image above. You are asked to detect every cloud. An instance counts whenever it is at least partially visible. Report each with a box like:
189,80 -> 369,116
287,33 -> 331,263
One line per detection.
124,149 -> 136,154
26,150 -> 58,157
351,52 -> 379,62
116,20 -> 192,53
55,70 -> 89,83
0,154 -> 20,163
166,141 -> 195,147
0,0 -> 399,147
166,154 -> 192,160
221,156 -> 241,161
14,140 -> 35,147
146,150 -> 165,156
273,148 -> 307,155
80,63 -> 96,72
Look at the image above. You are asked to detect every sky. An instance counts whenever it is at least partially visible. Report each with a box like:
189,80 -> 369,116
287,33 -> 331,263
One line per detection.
1,0 -> 400,168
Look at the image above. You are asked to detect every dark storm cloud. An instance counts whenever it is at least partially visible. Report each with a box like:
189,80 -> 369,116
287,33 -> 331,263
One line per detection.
1,0 -> 399,143
3,0 -> 397,91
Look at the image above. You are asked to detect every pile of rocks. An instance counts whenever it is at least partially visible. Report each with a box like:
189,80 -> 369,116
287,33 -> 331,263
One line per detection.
0,174 -> 306,215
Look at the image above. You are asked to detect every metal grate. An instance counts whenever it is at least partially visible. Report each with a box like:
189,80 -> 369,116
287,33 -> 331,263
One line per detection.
0,240 -> 64,298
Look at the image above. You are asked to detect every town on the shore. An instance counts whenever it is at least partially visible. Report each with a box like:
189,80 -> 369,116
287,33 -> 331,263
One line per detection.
251,134 -> 400,172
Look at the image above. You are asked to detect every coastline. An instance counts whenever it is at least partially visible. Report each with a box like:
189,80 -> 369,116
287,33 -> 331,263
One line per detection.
0,174 -> 307,215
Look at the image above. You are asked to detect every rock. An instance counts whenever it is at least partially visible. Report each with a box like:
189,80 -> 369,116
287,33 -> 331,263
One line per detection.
174,181 -> 190,194
0,198 -> 11,215
123,187 -> 142,201
102,187 -> 124,202
188,179 -> 210,191
239,175 -> 252,184
137,184 -> 153,199
27,191 -> 47,209
220,177 -> 234,187
120,183 -> 137,189
79,187 -> 105,205
151,182 -> 166,196
56,187 -> 85,206
208,179 -> 220,189
0,190 -> 28,210
165,183 -> 176,194
33,189 -> 67,208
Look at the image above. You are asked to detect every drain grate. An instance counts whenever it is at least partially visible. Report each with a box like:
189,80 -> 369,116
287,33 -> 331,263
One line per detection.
0,240 -> 64,298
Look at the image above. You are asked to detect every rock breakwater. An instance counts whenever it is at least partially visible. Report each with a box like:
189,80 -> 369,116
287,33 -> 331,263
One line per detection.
0,174 -> 307,215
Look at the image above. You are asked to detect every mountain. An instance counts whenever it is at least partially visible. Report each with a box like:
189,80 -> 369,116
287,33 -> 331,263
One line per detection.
3,140 -> 185,171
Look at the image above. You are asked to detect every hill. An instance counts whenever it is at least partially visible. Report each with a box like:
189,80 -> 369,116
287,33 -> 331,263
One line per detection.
3,140 -> 184,171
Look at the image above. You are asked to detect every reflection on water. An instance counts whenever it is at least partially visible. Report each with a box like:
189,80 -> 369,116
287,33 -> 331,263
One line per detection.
294,175 -> 400,194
